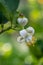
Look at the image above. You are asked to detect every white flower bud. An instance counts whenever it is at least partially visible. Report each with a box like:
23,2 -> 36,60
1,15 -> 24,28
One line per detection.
19,29 -> 28,38
26,26 -> 35,35
17,17 -> 28,26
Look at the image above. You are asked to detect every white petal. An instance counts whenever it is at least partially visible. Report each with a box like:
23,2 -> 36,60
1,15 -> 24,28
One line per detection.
17,18 -> 23,24
22,17 -> 28,26
25,36 -> 32,43
17,36 -> 25,43
26,26 -> 35,35
19,29 -> 28,38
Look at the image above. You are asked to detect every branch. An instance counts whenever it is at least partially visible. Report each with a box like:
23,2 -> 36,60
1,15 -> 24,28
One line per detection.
0,27 -> 11,34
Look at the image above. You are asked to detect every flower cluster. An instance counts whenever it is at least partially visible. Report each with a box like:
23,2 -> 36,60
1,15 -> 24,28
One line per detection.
17,14 -> 36,46
17,26 -> 36,46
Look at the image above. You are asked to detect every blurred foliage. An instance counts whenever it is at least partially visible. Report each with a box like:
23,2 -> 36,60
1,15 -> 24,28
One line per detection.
38,58 -> 43,65
0,12 -> 8,24
30,39 -> 43,59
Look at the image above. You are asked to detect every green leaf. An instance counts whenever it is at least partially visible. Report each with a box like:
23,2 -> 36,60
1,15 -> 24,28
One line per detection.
3,0 -> 20,13
0,0 -> 20,20
0,3 -> 6,14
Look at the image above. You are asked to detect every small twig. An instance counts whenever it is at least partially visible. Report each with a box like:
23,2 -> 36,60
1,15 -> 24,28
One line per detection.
0,27 -> 11,34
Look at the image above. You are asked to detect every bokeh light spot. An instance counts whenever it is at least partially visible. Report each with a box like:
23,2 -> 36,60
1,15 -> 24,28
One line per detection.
38,0 -> 43,5
30,10 -> 41,21
1,43 -> 12,57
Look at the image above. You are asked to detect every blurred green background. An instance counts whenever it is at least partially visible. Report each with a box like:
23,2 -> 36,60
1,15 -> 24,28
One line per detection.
0,0 -> 43,65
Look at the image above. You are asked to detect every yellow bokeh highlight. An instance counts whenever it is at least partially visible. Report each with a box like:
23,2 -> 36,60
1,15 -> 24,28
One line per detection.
28,0 -> 36,4
0,43 -> 12,58
2,43 -> 12,57
38,0 -> 43,5
30,10 -> 40,21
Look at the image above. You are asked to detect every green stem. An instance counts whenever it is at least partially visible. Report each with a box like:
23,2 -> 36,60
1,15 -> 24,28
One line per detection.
22,26 -> 24,29
21,26 -> 24,30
